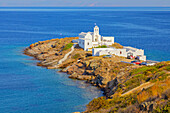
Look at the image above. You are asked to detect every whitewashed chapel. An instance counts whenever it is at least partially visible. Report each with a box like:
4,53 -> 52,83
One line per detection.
75,25 -> 146,61
78,26 -> 114,51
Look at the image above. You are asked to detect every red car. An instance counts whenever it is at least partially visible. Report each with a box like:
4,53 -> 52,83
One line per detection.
131,60 -> 142,65
135,61 -> 142,65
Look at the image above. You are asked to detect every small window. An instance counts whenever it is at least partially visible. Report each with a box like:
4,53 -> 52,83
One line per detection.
87,42 -> 89,45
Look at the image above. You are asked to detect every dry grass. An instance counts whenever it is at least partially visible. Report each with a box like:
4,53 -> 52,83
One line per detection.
110,42 -> 123,49
137,90 -> 150,103
137,78 -> 170,103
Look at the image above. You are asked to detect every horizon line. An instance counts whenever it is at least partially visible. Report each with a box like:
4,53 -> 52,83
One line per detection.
0,6 -> 170,8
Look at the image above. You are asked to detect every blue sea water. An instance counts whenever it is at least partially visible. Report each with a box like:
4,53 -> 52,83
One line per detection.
0,7 -> 170,113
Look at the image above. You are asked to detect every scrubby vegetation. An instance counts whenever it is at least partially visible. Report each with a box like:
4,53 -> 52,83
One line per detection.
86,78 -> 170,113
111,42 -> 123,49
122,61 -> 170,93
85,61 -> 170,113
63,43 -> 73,51
95,45 -> 107,48
94,42 -> 124,49
86,92 -> 138,112
87,97 -> 110,112
72,53 -> 81,59
25,37 -> 79,68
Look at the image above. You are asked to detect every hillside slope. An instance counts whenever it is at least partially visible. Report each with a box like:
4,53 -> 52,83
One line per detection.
24,37 -> 170,113
85,61 -> 170,113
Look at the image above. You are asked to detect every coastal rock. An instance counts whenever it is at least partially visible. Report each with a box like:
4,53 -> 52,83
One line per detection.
84,61 -> 90,68
76,63 -> 84,68
25,49 -> 38,56
76,68 -> 85,75
139,101 -> 157,112
90,75 -> 103,87
67,66 -> 75,75
69,72 -> 78,79
77,75 -> 92,80
85,70 -> 94,75
104,78 -> 119,97
69,73 -> 92,80
89,60 -> 100,70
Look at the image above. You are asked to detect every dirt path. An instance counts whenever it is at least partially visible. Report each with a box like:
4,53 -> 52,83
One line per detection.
121,82 -> 155,96
58,44 -> 75,65
43,44 -> 76,69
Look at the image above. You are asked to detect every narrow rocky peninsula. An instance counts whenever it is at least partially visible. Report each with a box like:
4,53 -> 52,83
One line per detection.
24,37 -> 170,113
24,37 -> 136,94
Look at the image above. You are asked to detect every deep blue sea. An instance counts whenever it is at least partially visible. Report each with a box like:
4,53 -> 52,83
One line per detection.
0,7 -> 170,113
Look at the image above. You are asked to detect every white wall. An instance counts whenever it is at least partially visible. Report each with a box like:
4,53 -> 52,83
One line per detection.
92,48 -> 126,57
85,33 -> 93,39
84,39 -> 92,51
102,37 -> 114,45
92,42 -> 99,48
78,39 -> 85,49
126,49 -> 144,57
92,47 -> 146,61
84,33 -> 92,51
72,39 -> 78,43
139,55 -> 146,61
93,48 -> 113,56
112,49 -> 127,57
78,32 -> 93,51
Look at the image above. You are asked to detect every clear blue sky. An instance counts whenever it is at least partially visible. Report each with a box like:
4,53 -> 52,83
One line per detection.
0,0 -> 170,7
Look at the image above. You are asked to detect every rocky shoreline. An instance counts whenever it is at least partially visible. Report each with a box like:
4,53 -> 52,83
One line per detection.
24,37 -> 137,97
24,37 -> 170,113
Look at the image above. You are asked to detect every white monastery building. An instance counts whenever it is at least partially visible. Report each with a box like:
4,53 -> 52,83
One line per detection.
78,26 -> 114,51
92,47 -> 146,61
76,25 -> 146,61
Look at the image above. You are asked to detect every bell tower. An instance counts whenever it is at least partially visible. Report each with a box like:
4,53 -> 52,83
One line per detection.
94,26 -> 99,35
93,26 -> 100,42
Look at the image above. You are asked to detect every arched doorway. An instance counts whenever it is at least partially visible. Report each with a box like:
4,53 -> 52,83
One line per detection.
127,52 -> 133,59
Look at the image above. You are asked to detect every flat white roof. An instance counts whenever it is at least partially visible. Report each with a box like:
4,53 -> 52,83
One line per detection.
124,46 -> 141,52
79,38 -> 91,40
79,32 -> 93,35
124,46 -> 138,50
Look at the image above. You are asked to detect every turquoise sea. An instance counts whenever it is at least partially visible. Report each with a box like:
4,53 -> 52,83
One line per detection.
0,7 -> 170,113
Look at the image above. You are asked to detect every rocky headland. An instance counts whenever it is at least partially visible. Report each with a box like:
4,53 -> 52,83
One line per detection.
24,37 -> 170,113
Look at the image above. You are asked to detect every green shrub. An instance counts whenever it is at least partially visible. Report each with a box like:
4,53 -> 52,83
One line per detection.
63,43 -> 73,51
131,66 -> 149,75
124,74 -> 148,92
150,79 -> 157,83
109,94 -> 137,111
101,45 -> 107,48
158,73 -> 168,81
132,66 -> 158,75
165,65 -> 170,71
95,45 -> 107,48
86,97 -> 109,112
72,53 -> 80,59
134,74 -> 144,78
154,101 -> 170,113
124,78 -> 141,91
